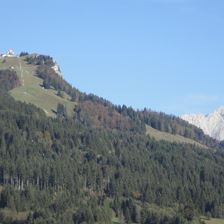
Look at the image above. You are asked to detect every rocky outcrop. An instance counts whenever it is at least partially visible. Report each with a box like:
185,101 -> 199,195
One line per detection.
181,107 -> 224,141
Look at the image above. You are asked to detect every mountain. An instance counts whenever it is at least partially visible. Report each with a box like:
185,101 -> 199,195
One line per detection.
0,54 -> 76,117
0,53 -> 146,135
1,52 -> 218,148
181,107 -> 224,141
0,52 -> 224,224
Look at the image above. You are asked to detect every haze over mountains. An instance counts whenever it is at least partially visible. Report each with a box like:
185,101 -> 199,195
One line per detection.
181,107 -> 224,141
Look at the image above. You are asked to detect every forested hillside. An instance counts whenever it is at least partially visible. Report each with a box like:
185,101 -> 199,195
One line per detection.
0,54 -> 219,148
0,54 -> 224,224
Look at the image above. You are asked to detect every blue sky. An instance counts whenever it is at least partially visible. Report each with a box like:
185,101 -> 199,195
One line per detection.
1,0 -> 224,115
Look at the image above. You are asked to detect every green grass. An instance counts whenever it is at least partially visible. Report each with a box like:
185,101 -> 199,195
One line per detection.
0,185 -> 4,193
112,217 -> 122,224
201,217 -> 224,224
146,125 -> 207,148
0,56 -> 76,117
0,208 -> 28,222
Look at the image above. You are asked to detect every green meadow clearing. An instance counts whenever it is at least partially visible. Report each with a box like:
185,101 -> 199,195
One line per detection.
0,56 -> 75,117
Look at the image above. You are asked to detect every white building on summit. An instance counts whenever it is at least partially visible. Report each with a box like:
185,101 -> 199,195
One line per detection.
0,49 -> 16,58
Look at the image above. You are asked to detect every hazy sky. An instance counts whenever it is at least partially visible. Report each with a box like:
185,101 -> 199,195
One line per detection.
1,0 -> 224,115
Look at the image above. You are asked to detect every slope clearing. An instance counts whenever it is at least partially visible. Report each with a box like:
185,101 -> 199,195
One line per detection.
0,56 -> 75,117
146,125 -> 208,148
202,218 -> 224,224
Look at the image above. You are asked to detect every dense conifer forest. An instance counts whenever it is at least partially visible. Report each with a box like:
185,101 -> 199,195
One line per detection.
0,55 -> 224,223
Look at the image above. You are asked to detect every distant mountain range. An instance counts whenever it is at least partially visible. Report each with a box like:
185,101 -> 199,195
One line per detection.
181,107 -> 224,141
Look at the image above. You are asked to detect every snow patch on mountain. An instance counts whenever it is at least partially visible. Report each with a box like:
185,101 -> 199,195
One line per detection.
181,107 -> 224,141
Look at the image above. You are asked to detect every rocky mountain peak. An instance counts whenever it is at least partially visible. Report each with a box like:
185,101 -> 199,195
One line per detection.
214,106 -> 224,115
181,107 -> 224,141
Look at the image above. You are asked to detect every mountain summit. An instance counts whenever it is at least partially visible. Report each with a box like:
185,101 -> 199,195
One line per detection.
181,107 -> 224,141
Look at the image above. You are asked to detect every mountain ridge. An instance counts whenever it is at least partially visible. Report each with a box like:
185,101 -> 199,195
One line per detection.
0,52 -> 222,149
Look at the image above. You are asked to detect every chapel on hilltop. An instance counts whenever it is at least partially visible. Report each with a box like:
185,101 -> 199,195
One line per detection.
0,49 -> 16,58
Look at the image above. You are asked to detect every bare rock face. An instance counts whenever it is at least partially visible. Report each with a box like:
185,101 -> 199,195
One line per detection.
52,63 -> 62,76
181,107 -> 224,141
